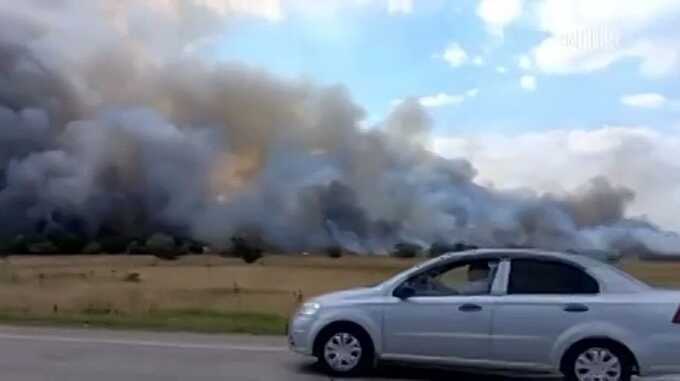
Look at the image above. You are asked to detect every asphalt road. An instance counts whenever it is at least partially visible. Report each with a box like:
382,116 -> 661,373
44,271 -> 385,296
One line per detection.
0,326 -> 676,381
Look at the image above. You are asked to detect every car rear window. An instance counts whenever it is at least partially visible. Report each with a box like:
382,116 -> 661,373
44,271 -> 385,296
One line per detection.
509,259 -> 600,295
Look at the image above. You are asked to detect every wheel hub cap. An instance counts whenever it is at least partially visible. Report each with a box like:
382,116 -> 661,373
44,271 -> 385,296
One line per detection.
574,347 -> 622,381
323,332 -> 362,372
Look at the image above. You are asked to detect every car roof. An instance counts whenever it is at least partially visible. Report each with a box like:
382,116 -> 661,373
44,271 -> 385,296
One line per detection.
437,248 -> 608,268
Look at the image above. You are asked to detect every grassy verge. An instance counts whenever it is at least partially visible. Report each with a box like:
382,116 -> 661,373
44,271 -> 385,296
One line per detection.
0,309 -> 287,335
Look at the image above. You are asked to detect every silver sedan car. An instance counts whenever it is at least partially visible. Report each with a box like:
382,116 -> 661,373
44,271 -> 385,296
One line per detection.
288,249 -> 680,381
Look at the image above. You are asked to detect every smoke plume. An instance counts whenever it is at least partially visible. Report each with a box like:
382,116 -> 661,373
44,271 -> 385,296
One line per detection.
1,0 -> 679,256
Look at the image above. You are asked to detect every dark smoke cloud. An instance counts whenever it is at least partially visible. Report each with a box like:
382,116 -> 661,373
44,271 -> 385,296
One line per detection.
1,0 -> 679,256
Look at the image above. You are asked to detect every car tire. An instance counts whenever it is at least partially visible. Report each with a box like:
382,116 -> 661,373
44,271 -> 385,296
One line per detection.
314,324 -> 374,377
562,342 -> 634,381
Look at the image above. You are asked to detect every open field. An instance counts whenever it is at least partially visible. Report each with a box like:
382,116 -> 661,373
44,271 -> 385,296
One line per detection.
0,255 -> 678,334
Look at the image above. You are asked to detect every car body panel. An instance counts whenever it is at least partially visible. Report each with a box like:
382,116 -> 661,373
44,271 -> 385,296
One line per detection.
491,294 -> 602,367
289,286 -> 386,355
288,249 -> 680,377
382,295 -> 495,359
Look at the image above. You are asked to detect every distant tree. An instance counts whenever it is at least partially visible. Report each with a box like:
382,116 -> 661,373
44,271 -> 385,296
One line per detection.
82,241 -> 103,254
8,235 -> 32,254
48,232 -> 87,253
6,235 -> 60,255
31,241 -> 59,254
0,240 -> 11,257
179,238 -> 205,255
126,240 -> 146,255
231,235 -> 264,264
326,246 -> 343,259
98,236 -> 131,254
428,241 -> 478,258
391,242 -> 422,258
146,233 -> 180,260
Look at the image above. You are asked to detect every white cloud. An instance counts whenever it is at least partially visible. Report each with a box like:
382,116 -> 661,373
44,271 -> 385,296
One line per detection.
520,75 -> 537,91
529,1 -> 680,78
419,93 -> 465,108
207,0 -> 420,21
193,0 -> 284,20
466,88 -> 480,97
621,93 -> 668,109
518,54 -> 533,70
441,43 -> 468,67
477,0 -> 523,35
496,66 -> 507,74
387,0 -> 413,15
433,126 -> 680,231
399,88 -> 479,109
436,44 -> 488,69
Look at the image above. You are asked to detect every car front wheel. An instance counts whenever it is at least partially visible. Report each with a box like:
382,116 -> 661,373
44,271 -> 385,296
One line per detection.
315,326 -> 373,376
564,344 -> 633,381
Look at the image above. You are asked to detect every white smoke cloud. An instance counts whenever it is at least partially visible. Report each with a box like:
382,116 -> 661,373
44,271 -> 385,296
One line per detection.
434,125 -> 680,232
1,0 -> 680,257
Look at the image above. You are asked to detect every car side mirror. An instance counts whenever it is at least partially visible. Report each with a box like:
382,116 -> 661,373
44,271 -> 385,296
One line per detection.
394,285 -> 416,299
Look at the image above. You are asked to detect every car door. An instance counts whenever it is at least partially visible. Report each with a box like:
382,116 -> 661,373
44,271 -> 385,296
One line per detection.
382,258 -> 501,362
491,258 -> 601,368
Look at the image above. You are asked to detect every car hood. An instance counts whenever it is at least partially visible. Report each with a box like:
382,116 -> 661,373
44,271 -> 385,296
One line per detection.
311,286 -> 384,304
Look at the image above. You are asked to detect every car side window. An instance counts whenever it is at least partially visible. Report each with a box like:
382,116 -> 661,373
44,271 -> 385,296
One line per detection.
401,259 -> 499,297
508,259 -> 599,295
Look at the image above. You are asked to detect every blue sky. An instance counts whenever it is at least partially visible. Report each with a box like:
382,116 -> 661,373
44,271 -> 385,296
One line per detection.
213,0 -> 680,137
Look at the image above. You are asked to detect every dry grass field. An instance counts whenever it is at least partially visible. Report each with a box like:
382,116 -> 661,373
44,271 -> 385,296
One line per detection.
0,254 -> 677,334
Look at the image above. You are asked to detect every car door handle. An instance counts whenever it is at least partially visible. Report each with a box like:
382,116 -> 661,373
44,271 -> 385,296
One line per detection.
459,304 -> 483,312
564,304 -> 589,313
